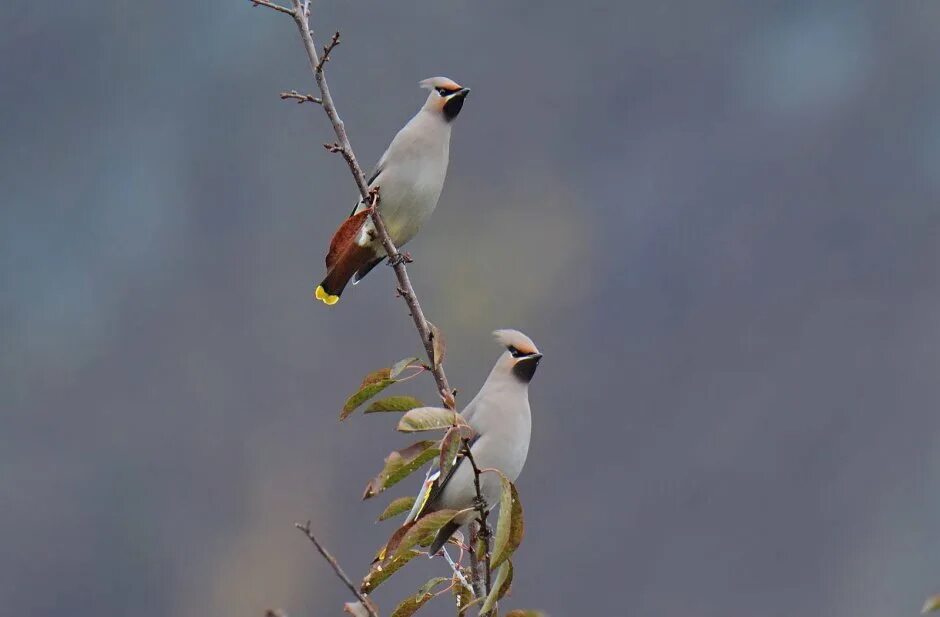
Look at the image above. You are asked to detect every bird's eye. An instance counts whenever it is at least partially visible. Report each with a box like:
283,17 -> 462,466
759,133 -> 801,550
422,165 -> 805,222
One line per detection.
507,345 -> 525,358
437,88 -> 449,96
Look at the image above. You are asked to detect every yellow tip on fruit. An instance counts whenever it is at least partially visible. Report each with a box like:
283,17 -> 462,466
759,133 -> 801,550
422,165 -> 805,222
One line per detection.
315,285 -> 340,305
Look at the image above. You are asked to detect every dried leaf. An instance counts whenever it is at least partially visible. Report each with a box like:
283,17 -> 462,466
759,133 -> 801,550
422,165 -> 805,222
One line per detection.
361,367 -> 391,387
377,496 -> 417,522
341,378 -> 396,420
362,441 -> 440,499
390,356 -> 420,378
479,560 -> 513,614
393,509 -> 469,559
429,322 -> 446,369
389,591 -> 433,617
398,407 -> 458,432
360,548 -> 421,593
365,396 -> 425,413
491,474 -> 525,568
924,596 -> 940,614
504,611 -> 546,617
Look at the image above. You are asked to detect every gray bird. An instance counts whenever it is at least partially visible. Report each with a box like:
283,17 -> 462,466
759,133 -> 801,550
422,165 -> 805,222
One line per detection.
404,329 -> 542,555
315,76 -> 470,305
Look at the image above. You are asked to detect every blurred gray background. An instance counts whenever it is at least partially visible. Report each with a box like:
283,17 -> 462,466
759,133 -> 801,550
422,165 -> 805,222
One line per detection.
3,1 -> 940,615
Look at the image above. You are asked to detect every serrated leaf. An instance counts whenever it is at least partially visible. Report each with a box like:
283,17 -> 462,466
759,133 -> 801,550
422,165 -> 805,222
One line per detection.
360,548 -> 421,593
480,560 -> 513,614
377,496 -> 417,522
491,473 -> 525,568
341,378 -> 396,420
505,611 -> 546,617
390,356 -> 420,378
393,509 -> 469,559
363,441 -> 440,499
365,395 -> 425,413
429,322 -> 446,369
924,596 -> 940,614
398,407 -> 458,432
389,591 -> 434,617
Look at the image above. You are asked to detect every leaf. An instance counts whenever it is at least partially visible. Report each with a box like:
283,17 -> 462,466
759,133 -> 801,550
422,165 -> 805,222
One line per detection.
491,473 -> 525,568
361,367 -> 391,387
415,576 -> 450,599
505,611 -> 546,617
479,560 -> 513,614
389,591 -> 434,617
360,548 -> 421,593
377,496 -> 417,522
341,378 -> 396,420
438,427 -> 464,482
429,322 -> 446,369
924,596 -> 940,614
390,356 -> 420,378
362,441 -> 440,499
366,396 -> 425,413
398,407 -> 459,432
393,508 -> 469,559
453,578 -> 476,617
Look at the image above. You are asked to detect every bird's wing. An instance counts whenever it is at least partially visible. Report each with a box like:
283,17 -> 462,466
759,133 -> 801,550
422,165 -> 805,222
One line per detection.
404,433 -> 479,523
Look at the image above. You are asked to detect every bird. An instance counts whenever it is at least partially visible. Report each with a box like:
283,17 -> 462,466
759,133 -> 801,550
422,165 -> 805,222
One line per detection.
403,329 -> 542,556
314,76 -> 471,305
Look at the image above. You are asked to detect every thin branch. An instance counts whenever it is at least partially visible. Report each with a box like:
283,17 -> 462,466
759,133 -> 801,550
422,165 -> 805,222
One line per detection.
316,32 -> 341,72
294,522 -> 379,617
462,439 -> 493,613
280,89 -> 322,105
250,0 -> 293,15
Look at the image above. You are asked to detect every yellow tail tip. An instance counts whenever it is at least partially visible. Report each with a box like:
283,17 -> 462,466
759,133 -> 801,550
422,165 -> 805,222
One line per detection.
315,285 -> 340,305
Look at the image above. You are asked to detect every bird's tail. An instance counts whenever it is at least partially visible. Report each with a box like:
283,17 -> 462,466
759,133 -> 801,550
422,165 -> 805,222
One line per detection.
315,210 -> 378,306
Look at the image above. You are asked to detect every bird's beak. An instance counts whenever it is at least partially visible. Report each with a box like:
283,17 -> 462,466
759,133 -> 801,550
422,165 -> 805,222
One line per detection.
455,87 -> 470,98
512,353 -> 542,382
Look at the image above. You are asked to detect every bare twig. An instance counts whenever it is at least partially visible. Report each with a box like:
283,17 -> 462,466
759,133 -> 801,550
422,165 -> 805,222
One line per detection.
316,32 -> 341,71
250,0 -> 293,15
280,89 -> 322,105
294,522 -> 379,617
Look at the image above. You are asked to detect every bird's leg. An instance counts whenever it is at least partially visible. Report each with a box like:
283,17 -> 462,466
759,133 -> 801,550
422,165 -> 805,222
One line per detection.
441,547 -> 475,596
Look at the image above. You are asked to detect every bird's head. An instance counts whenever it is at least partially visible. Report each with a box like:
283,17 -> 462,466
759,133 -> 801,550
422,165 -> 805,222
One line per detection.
493,329 -> 542,383
420,76 -> 470,122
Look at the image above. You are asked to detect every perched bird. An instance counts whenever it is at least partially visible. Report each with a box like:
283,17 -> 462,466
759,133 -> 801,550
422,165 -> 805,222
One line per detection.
404,329 -> 542,555
314,76 -> 471,305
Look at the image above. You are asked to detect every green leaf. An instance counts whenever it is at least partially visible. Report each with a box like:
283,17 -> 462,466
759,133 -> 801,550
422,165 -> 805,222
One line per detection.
389,591 -> 434,617
504,611 -> 546,617
453,575 -> 476,617
341,378 -> 396,420
479,560 -> 513,614
363,441 -> 440,500
415,576 -> 450,599
491,473 -> 525,568
393,508 -> 469,559
390,356 -> 420,378
437,426 -> 464,482
365,395 -> 425,413
924,596 -> 940,614
398,407 -> 459,432
360,548 -> 421,593
377,496 -> 417,522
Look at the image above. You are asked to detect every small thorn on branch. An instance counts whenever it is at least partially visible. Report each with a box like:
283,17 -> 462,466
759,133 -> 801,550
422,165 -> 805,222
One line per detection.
249,0 -> 294,15
315,32 -> 341,72
280,89 -> 322,104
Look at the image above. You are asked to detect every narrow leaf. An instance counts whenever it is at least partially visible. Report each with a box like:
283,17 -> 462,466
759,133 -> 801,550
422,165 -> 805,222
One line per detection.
363,441 -> 440,499
341,378 -> 395,420
393,508 -> 469,559
390,356 -> 420,378
366,395 -> 425,413
361,367 -> 391,387
505,611 -> 546,617
398,407 -> 458,432
924,596 -> 940,614
416,576 -> 450,599
480,560 -> 513,614
360,548 -> 421,593
438,427 -> 463,483
491,473 -> 525,568
429,322 -> 446,369
389,591 -> 434,617
377,496 -> 417,522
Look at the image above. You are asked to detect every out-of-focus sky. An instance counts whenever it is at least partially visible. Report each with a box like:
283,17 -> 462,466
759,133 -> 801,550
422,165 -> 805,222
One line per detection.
3,1 -> 940,616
